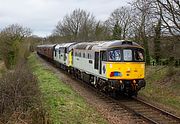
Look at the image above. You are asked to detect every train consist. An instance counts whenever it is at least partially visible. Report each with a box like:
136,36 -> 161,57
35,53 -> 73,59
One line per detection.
37,40 -> 146,96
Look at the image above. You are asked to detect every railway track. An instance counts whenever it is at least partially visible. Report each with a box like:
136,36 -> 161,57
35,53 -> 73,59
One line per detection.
72,74 -> 180,124
39,55 -> 180,124
119,97 -> 180,124
75,79 -> 148,124
83,81 -> 180,124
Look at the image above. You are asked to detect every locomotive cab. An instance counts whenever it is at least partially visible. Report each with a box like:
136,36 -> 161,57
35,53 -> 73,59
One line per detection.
104,46 -> 146,95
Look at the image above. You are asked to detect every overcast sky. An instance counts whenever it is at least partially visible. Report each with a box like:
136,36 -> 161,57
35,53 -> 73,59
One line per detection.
0,0 -> 131,37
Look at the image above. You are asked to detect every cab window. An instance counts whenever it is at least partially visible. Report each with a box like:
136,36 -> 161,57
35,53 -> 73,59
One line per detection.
123,49 -> 132,61
108,49 -> 121,61
134,49 -> 144,61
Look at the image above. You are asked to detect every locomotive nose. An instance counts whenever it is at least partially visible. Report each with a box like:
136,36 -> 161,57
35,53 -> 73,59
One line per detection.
124,66 -> 144,79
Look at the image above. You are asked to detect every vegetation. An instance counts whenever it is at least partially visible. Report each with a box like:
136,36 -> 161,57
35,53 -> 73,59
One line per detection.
112,21 -> 122,40
0,62 -> 6,78
0,24 -> 31,69
139,66 -> 180,115
153,19 -> 162,65
105,6 -> 132,40
0,61 -> 45,123
53,9 -> 96,42
0,24 -> 46,123
28,54 -> 108,124
48,0 -> 180,66
0,0 -> 179,123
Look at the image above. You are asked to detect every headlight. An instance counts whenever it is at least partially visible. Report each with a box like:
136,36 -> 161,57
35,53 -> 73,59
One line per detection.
110,71 -> 122,77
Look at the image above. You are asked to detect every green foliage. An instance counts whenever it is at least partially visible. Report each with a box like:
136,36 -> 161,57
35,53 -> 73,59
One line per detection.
28,54 -> 108,124
94,21 -> 108,41
0,24 -> 31,69
142,38 -> 151,65
112,21 -> 122,40
7,51 -> 16,67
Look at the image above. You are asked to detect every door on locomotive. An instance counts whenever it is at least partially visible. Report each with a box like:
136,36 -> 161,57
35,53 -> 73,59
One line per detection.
94,51 -> 107,76
100,51 -> 107,74
94,52 -> 99,70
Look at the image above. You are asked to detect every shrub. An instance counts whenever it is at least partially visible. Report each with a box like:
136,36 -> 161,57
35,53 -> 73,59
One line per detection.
0,62 -> 43,123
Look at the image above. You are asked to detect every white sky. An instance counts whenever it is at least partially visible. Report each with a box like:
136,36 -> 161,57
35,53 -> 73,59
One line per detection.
0,0 -> 131,37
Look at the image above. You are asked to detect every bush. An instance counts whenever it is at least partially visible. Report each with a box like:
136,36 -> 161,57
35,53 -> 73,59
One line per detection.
0,62 -> 44,123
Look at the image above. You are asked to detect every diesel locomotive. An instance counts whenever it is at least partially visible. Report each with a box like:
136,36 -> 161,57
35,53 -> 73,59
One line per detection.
37,40 -> 146,96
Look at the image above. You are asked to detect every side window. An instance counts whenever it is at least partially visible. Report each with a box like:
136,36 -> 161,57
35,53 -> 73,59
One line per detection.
94,52 -> 99,69
88,53 -> 92,59
89,54 -> 92,59
75,52 -> 77,56
83,53 -> 85,58
101,51 -> 107,61
64,48 -> 67,53
123,49 -> 132,61
55,50 -> 57,57
59,49 -> 62,59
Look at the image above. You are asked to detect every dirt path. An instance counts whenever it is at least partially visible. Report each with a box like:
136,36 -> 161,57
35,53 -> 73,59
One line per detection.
38,56 -> 145,124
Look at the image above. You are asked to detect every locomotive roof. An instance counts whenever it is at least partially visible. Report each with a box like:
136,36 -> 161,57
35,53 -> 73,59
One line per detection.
73,40 -> 143,50
55,42 -> 76,49
37,44 -> 56,48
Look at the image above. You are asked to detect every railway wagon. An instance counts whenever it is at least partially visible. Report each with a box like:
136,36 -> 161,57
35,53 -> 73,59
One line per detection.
37,44 -> 56,60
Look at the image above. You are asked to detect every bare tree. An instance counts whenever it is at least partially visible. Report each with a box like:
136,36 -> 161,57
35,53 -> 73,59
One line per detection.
155,0 -> 180,66
153,18 -> 162,64
94,21 -> 111,41
53,9 -> 96,42
0,24 -> 31,69
131,0 -> 154,65
156,0 -> 180,37
105,6 -> 133,39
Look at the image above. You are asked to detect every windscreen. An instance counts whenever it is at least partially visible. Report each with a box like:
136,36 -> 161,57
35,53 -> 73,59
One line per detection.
134,49 -> 144,61
108,48 -> 144,62
108,49 -> 121,61
123,49 -> 132,61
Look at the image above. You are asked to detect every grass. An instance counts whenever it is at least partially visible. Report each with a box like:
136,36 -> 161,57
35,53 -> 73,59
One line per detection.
139,66 -> 180,115
28,54 -> 108,124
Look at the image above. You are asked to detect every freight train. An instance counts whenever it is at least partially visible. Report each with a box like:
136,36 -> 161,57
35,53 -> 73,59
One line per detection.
37,40 -> 146,96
